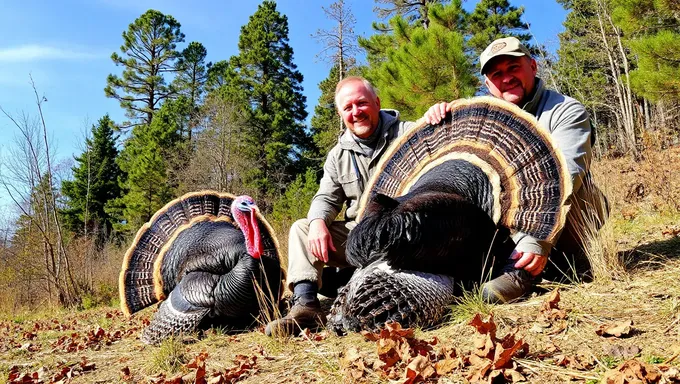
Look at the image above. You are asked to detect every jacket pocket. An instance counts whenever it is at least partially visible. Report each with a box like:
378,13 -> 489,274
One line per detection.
338,173 -> 361,201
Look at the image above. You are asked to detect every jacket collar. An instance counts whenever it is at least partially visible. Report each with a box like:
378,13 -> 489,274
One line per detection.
521,77 -> 545,115
339,110 -> 400,160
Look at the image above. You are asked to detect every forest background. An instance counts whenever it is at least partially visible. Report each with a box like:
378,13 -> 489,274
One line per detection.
0,0 -> 678,312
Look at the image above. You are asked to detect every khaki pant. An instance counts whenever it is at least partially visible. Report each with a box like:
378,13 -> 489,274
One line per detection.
286,219 -> 356,291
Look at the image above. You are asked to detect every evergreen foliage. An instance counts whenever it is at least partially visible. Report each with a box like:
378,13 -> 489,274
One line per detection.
311,66 -> 344,158
112,103 -> 182,233
173,42 -> 211,140
61,115 -> 122,238
362,2 -> 476,120
219,0 -> 311,203
105,9 -> 185,127
271,168 -> 319,226
555,0 -> 611,111
174,42 -> 210,110
611,0 -> 680,103
373,0 -> 446,29
466,0 -> 533,57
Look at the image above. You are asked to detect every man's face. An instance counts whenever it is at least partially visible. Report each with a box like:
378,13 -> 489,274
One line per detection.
484,56 -> 537,105
336,80 -> 381,139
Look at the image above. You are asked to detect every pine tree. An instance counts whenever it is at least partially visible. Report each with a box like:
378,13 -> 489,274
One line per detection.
611,0 -> 680,103
361,0 -> 449,68
363,1 -> 476,120
222,0 -> 310,204
113,103 -> 181,232
466,0 -> 533,57
61,115 -> 122,238
373,0 -> 446,29
311,66 -> 344,158
105,9 -> 185,128
173,42 -> 210,140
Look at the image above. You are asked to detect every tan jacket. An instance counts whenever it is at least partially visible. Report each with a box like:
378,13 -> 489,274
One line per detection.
307,110 -> 415,226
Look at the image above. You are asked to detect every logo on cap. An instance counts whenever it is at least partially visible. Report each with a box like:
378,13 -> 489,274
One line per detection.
490,42 -> 507,54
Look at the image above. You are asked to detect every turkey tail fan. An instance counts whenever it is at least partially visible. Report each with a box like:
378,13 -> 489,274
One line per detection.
328,260 -> 456,334
119,190 -> 282,317
357,96 -> 573,244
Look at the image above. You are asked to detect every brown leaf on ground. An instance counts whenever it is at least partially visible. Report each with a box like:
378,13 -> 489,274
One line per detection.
121,366 -> 132,381
494,333 -> 527,369
469,314 -> 497,339
466,358 -> 493,383
434,357 -> 462,375
554,354 -> 591,370
659,365 -> 680,381
466,314 -> 527,382
186,352 -> 208,384
79,357 -> 96,372
597,319 -> 634,338
536,289 -> 567,334
299,328 -> 327,341
503,367 -> 527,382
340,345 -> 372,381
661,225 -> 680,238
404,355 -> 436,382
219,354 -> 258,382
473,333 -> 495,359
602,359 -> 662,383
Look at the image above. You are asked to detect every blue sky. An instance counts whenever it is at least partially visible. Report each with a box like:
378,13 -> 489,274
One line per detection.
0,0 -> 568,214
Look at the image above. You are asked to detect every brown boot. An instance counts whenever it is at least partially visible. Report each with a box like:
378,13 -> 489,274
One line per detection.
481,269 -> 534,304
265,297 -> 326,337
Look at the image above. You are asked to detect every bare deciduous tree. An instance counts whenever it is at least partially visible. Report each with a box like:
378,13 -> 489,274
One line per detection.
176,95 -> 253,196
0,77 -> 79,307
313,0 -> 359,81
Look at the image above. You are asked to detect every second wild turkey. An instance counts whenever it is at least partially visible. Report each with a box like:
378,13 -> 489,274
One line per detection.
328,97 -> 572,334
119,191 -> 284,344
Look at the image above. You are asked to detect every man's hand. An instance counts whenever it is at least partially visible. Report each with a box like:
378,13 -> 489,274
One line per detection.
307,219 -> 336,263
511,250 -> 547,276
424,102 -> 450,125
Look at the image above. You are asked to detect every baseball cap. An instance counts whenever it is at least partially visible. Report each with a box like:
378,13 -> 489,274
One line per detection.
479,37 -> 532,75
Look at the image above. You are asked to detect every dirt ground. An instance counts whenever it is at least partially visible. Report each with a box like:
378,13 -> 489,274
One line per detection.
2,147 -> 680,384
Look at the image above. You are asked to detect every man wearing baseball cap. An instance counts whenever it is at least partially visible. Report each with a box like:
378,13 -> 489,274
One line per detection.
425,36 -> 608,304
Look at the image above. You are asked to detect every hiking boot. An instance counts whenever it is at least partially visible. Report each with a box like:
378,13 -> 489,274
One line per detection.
481,269 -> 534,304
264,297 -> 326,337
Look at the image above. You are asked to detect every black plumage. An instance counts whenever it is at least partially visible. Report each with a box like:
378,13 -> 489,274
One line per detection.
119,191 -> 283,344
346,159 -> 510,284
329,97 -> 572,334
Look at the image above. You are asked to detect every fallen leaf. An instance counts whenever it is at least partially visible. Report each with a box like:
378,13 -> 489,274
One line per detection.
602,359 -> 661,384
469,313 -> 497,339
597,320 -> 634,338
434,358 -> 461,375
494,334 -> 527,369
121,366 -> 132,381
406,355 -> 435,379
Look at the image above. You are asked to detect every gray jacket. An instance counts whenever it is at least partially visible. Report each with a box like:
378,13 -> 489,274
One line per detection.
307,110 -> 415,225
512,77 -> 600,255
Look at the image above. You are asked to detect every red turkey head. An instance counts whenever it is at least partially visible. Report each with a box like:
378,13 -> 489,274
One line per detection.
231,195 -> 262,259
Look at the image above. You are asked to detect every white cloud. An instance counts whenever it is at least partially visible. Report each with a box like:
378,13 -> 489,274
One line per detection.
0,44 -> 104,63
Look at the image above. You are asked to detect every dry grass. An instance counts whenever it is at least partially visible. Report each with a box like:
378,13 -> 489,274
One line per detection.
2,147 -> 680,383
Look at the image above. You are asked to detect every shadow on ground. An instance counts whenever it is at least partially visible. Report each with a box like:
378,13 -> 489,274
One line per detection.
623,236 -> 680,271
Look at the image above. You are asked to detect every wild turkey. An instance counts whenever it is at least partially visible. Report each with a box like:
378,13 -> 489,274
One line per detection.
119,191 -> 283,344
329,97 -> 572,334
